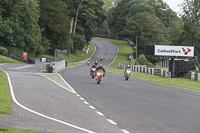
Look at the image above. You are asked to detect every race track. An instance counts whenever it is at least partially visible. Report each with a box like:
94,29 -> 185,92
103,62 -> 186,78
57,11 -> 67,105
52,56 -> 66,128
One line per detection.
60,39 -> 200,133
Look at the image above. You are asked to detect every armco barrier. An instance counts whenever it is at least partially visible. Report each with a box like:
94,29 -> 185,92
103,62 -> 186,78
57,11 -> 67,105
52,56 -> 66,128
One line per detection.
119,63 -> 170,78
7,53 -> 35,64
190,72 -> 200,82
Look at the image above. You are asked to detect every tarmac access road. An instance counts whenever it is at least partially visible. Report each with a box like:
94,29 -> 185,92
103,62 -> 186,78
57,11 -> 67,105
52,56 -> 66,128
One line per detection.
0,62 -> 124,132
60,38 -> 200,133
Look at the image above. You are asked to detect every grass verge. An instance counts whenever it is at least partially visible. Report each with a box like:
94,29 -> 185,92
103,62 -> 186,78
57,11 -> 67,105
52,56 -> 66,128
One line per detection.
0,128 -> 45,133
0,55 -> 24,63
0,70 -> 11,114
34,54 -> 54,62
38,73 -> 74,93
66,42 -> 95,63
95,37 -> 200,91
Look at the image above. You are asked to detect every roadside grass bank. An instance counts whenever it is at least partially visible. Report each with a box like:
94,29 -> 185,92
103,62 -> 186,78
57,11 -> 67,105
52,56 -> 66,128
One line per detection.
0,128 -> 45,133
0,71 -> 11,114
38,73 -> 75,93
34,54 -> 54,62
0,55 -> 24,64
95,37 -> 200,91
67,42 -> 95,64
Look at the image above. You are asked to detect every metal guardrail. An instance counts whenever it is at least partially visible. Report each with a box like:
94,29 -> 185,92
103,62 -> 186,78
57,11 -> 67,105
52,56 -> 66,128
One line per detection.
7,53 -> 35,64
190,72 -> 200,82
119,63 -> 171,78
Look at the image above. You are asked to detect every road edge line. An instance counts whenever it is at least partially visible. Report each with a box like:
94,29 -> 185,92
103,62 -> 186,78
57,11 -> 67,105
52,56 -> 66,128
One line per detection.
1,69 -> 96,133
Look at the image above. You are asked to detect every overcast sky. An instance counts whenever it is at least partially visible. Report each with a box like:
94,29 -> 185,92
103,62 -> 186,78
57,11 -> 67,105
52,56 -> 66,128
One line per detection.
164,0 -> 184,14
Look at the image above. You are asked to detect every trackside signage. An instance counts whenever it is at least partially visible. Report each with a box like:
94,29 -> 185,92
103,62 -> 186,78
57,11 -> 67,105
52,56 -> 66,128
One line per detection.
154,45 -> 194,57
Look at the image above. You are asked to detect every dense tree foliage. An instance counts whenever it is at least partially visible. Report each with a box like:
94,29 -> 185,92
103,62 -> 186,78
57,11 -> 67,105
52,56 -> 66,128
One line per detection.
0,0 -> 105,55
63,0 -> 106,52
0,0 -> 42,55
181,0 -> 200,57
39,0 -> 71,53
0,0 -> 199,60
107,0 -> 200,63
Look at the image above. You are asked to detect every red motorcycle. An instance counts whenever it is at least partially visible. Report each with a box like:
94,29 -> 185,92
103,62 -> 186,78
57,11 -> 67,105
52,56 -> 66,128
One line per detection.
96,70 -> 104,84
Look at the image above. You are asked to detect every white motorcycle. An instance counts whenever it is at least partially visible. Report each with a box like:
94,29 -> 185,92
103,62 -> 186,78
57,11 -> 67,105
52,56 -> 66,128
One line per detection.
124,68 -> 132,80
90,67 -> 96,79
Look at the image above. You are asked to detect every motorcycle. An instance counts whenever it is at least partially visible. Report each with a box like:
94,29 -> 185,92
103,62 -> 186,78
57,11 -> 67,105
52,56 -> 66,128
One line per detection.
90,67 -> 96,79
100,56 -> 103,61
124,68 -> 132,80
96,70 -> 104,84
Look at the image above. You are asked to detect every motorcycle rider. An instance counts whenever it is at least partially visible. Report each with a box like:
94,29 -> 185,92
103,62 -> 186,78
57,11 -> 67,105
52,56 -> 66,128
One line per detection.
90,64 -> 96,72
124,64 -> 131,74
95,59 -> 98,66
87,59 -> 90,66
96,64 -> 106,77
100,56 -> 103,61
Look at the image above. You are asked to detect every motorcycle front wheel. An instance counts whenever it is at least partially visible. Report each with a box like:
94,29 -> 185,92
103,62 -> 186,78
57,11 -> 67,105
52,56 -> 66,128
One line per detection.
97,79 -> 100,84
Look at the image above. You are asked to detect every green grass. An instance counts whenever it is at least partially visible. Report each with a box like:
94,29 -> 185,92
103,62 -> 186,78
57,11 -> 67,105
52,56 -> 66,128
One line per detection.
95,37 -> 200,91
38,73 -> 74,92
66,42 -> 95,63
0,55 -> 25,63
0,128 -> 45,133
67,63 -> 78,67
0,71 -> 11,114
34,54 -> 54,61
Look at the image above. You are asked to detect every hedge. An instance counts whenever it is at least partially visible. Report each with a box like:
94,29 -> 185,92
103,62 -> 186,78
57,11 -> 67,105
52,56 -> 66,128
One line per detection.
0,46 -> 8,56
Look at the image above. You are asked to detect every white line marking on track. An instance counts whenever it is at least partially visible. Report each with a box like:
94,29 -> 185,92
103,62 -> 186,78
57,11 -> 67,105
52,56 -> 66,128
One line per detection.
96,112 -> 104,116
57,73 -> 77,93
89,106 -> 96,110
2,70 -> 96,133
84,101 -> 89,105
121,129 -> 130,133
107,119 -> 117,125
80,97 -> 85,100
38,73 -> 76,94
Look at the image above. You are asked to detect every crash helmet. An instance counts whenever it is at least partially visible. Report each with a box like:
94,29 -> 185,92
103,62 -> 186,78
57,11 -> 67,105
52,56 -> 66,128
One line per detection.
127,65 -> 131,68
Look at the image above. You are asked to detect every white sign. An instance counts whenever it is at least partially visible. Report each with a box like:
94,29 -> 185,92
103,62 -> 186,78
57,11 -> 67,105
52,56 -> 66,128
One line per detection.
154,45 -> 194,57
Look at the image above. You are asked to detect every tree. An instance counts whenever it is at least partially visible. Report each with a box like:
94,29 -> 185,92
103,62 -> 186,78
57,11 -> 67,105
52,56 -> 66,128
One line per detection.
39,0 -> 71,53
0,0 -> 42,55
63,0 -> 106,50
181,0 -> 200,57
124,12 -> 166,55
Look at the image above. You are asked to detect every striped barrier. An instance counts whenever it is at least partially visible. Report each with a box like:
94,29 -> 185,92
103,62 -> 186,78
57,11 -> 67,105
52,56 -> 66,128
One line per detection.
119,63 -> 170,78
190,72 -> 200,82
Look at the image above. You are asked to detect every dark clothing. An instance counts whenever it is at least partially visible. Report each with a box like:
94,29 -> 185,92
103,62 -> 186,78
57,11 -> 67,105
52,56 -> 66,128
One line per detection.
96,66 -> 106,73
91,65 -> 96,69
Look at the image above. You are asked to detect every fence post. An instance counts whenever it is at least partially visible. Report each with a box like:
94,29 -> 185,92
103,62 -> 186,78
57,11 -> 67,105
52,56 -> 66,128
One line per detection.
198,73 -> 200,82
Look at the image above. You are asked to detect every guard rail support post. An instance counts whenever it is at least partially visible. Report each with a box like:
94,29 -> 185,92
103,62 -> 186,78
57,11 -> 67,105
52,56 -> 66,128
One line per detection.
198,73 -> 200,82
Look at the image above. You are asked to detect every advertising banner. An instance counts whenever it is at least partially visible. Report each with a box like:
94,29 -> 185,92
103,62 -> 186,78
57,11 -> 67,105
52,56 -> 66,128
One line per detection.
154,45 -> 194,57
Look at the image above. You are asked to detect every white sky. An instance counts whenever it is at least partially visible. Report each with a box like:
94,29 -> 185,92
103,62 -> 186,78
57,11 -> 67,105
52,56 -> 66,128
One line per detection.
163,0 -> 184,14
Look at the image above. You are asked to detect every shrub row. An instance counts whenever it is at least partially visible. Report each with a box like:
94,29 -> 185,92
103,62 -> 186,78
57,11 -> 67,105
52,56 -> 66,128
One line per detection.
0,46 -> 8,56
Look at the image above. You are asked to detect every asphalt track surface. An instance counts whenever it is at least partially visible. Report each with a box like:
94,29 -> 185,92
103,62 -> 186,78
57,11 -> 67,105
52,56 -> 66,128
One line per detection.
60,39 -> 200,133
0,64 -> 123,131
0,38 -> 200,133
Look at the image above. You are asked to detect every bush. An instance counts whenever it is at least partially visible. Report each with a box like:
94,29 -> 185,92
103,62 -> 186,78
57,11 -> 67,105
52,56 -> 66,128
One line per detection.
138,54 -> 154,67
138,54 -> 147,64
0,46 -> 8,55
